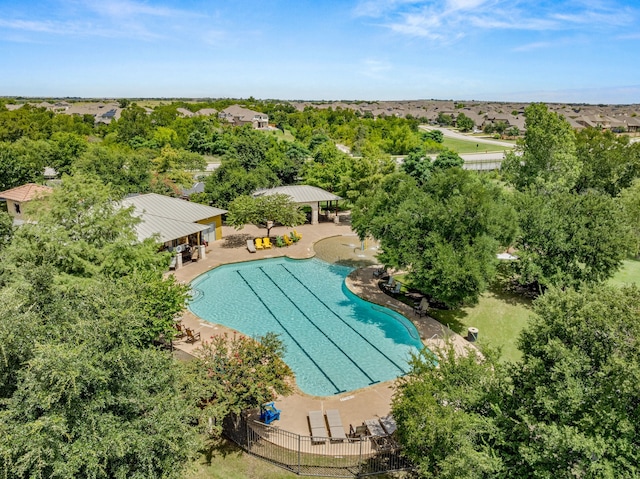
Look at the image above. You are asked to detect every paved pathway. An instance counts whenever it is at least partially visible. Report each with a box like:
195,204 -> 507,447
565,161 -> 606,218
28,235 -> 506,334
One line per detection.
419,124 -> 516,148
169,218 -> 476,437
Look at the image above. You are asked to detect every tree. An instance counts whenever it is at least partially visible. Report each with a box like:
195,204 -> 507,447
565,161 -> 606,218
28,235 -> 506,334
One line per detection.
402,149 -> 433,185
392,284 -> 640,478
456,113 -> 475,132
0,175 -> 200,478
0,211 -> 12,250
513,189 -> 631,290
0,284 -> 200,479
436,112 -> 453,126
226,193 -> 306,237
186,332 -> 293,436
73,144 -> 152,195
619,179 -> 640,256
393,344 -> 504,478
353,169 -> 517,307
502,103 -> 580,192
433,149 -> 464,170
574,127 -> 640,196
114,103 -> 151,144
500,285 -> 640,477
421,129 -> 444,143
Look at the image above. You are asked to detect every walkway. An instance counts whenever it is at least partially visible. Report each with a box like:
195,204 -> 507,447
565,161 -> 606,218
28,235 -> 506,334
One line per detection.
170,218 -> 476,437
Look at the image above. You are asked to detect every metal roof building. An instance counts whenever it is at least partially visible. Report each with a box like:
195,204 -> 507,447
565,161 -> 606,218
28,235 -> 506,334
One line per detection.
121,193 -> 227,245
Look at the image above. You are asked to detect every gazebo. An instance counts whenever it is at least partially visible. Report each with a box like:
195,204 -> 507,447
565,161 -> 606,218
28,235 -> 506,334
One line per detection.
253,185 -> 342,225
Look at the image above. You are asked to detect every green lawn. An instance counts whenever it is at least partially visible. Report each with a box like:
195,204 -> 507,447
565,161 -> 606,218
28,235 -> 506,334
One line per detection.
391,274 -> 531,363
608,259 -> 640,287
430,283 -> 532,363
441,137 -> 513,154
263,128 -> 296,142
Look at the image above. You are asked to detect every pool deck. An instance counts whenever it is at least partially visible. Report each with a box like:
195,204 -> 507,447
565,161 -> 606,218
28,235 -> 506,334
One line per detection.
170,219 -> 477,437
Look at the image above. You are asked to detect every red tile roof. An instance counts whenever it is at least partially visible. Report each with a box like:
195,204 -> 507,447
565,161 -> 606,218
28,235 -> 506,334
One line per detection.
0,183 -> 53,202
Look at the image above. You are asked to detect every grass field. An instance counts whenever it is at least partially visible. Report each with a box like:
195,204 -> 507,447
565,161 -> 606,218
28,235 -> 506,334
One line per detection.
441,136 -> 513,154
429,281 -> 533,363
608,259 -> 640,287
262,128 -> 296,142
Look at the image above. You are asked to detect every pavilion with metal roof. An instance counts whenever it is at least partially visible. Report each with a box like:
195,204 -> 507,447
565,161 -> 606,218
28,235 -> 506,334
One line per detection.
253,185 -> 342,224
121,193 -> 227,246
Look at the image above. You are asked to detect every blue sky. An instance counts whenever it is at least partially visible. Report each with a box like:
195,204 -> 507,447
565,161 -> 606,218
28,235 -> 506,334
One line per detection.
1,0 -> 639,103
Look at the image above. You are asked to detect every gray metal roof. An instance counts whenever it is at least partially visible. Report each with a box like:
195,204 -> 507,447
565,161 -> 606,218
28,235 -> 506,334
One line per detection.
121,193 -> 226,243
253,185 -> 342,203
121,193 -> 226,222
132,215 -> 210,243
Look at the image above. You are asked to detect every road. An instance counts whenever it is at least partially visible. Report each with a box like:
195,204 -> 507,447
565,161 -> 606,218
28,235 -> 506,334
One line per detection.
419,125 -> 516,148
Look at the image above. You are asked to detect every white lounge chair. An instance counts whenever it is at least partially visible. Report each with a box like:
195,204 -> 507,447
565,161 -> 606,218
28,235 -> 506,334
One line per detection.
308,410 -> 327,444
247,239 -> 256,253
325,409 -> 347,442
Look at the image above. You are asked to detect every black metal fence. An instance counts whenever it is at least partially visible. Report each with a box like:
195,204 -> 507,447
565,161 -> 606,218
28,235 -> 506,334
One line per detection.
223,414 -> 413,477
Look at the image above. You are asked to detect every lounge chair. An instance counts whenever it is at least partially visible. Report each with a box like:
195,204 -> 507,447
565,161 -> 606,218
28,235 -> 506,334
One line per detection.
365,418 -> 393,450
169,255 -> 177,270
414,297 -> 429,317
174,321 -> 185,338
247,239 -> 256,253
308,410 -> 327,444
379,415 -> 397,435
382,276 -> 395,289
293,229 -> 302,240
283,234 -> 293,246
185,328 -> 201,343
373,266 -> 386,278
259,402 -> 281,424
348,424 -> 368,441
263,237 -> 272,249
364,418 -> 386,437
325,409 -> 347,442
255,238 -> 264,250
191,247 -> 199,262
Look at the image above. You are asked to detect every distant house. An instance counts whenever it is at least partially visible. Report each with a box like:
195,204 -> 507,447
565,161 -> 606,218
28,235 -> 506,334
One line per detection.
218,105 -> 269,128
0,183 -> 53,225
195,108 -> 218,117
120,193 -> 227,248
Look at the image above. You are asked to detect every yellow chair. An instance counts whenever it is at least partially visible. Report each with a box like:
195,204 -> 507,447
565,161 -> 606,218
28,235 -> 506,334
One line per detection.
283,234 -> 293,246
255,238 -> 264,250
293,229 -> 302,240
263,237 -> 272,249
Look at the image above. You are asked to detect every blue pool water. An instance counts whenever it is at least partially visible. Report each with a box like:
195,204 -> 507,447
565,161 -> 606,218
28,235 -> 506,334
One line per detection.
189,257 -> 424,396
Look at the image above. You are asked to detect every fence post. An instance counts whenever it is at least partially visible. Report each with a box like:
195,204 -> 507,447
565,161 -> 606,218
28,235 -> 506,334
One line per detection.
297,434 -> 301,474
358,437 -> 363,476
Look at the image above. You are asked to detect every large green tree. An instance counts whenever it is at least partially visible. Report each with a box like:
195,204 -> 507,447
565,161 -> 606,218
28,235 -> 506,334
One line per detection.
514,189 -> 631,290
574,127 -> 640,196
0,175 -> 200,479
186,332 -> 293,436
226,193 -> 306,237
353,169 -> 516,307
502,103 -> 580,192
393,284 -> 640,478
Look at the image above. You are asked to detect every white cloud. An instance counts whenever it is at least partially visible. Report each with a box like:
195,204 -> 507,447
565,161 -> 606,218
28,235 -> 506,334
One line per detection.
356,0 -> 639,43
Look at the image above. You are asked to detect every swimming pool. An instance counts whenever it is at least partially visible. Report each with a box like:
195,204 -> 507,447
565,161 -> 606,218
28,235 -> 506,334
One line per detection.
189,257 -> 424,396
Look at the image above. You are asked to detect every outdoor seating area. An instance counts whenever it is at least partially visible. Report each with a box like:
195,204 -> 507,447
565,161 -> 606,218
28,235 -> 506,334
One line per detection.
185,328 -> 201,343
364,416 -> 397,450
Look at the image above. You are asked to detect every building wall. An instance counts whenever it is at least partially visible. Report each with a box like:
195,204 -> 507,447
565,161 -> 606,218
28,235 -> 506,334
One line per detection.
5,200 -> 23,220
197,215 -> 223,243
